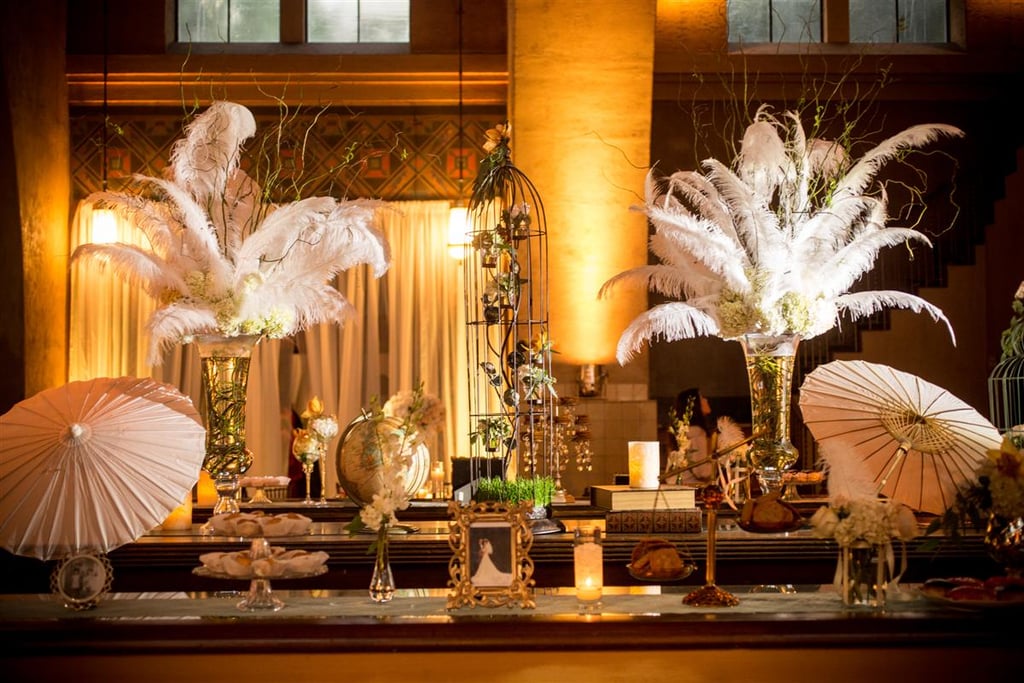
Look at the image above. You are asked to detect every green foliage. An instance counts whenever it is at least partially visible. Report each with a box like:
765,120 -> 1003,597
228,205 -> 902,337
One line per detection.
475,476 -> 556,507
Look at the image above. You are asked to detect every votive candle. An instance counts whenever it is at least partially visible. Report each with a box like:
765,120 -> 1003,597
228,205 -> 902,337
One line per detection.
160,493 -> 193,530
574,527 -> 603,611
196,470 -> 218,506
628,441 -> 660,488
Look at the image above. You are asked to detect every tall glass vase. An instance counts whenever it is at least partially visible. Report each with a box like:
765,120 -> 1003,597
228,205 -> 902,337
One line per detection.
738,333 -> 800,494
196,334 -> 259,515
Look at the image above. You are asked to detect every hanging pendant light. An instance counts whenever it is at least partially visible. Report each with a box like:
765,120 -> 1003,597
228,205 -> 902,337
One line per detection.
447,0 -> 471,260
91,0 -> 117,244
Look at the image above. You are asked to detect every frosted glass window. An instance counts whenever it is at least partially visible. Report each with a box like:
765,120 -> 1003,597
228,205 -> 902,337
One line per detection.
308,0 -> 359,42
851,0 -> 947,42
730,0 -> 947,45
728,0 -> 821,43
178,0 -> 229,43
178,0 -> 279,43
308,0 -> 409,43
179,0 -> 407,44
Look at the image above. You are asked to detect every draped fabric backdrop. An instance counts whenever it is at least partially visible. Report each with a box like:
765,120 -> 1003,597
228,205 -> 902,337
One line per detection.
69,200 -> 468,498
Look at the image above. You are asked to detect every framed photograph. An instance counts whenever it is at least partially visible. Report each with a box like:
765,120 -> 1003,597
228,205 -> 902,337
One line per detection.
447,501 -> 535,609
50,551 -> 112,610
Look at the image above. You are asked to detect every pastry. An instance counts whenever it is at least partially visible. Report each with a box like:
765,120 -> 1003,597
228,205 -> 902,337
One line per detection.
630,538 -> 685,578
740,492 -> 802,531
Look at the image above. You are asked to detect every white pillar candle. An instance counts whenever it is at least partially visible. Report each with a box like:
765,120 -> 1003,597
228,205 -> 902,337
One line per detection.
628,441 -> 660,488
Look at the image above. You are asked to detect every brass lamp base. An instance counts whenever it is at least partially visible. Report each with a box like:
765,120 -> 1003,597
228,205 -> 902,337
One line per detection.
682,584 -> 740,608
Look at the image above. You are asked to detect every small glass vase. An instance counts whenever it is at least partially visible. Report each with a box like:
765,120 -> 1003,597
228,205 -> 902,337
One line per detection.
840,541 -> 888,609
738,333 -> 800,494
369,523 -> 395,603
196,333 -> 259,516
984,513 -> 1024,577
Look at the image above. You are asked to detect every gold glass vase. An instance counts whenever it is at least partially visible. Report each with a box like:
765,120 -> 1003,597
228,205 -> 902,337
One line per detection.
985,513 -> 1024,577
738,333 -> 800,494
196,333 -> 259,515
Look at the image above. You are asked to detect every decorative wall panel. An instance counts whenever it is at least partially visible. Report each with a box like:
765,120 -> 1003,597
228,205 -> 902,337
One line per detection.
70,108 -> 503,202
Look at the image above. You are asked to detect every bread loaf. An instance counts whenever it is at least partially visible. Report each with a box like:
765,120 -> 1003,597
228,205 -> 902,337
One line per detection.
630,538 -> 685,578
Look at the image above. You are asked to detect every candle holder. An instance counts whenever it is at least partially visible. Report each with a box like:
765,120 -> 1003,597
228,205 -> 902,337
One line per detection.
683,485 -> 739,607
574,526 -> 603,613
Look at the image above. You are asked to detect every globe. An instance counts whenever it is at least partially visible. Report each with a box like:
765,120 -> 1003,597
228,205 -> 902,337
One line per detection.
335,415 -> 430,506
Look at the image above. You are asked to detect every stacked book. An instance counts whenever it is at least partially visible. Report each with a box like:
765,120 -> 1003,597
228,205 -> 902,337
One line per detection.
590,485 -> 701,534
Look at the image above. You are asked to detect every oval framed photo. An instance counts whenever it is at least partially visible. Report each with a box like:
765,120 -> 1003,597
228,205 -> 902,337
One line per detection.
51,551 -> 112,610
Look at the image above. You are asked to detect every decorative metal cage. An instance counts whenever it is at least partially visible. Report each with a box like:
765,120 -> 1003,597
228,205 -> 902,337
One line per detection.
989,356 -> 1024,433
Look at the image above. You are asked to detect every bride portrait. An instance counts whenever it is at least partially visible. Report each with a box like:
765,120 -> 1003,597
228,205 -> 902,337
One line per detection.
470,528 -> 513,588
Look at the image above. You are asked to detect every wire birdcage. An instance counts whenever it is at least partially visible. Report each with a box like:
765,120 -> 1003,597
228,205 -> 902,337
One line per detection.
462,123 -> 556,489
989,356 -> 1024,434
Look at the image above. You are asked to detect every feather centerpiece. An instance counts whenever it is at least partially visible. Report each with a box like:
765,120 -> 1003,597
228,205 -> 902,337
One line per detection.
73,101 -> 390,363
601,105 -> 963,363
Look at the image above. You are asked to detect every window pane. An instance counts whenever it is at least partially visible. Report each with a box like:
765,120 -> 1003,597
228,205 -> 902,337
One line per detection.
230,0 -> 279,42
898,0 -> 947,42
308,0 -> 359,42
728,0 -> 770,43
850,0 -> 897,42
359,0 -> 409,42
178,0 -> 229,43
771,0 -> 820,42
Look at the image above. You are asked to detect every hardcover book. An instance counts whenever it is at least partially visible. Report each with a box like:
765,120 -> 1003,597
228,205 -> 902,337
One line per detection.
604,508 -> 703,534
590,484 -> 697,511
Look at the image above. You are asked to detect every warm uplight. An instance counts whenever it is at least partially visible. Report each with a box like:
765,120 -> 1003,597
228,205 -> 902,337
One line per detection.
90,208 -> 118,244
448,205 -> 471,260
509,1 -> 653,364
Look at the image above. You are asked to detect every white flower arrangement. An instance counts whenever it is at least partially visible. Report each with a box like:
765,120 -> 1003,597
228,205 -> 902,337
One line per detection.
73,101 -> 390,363
382,384 -> 446,443
292,396 -> 338,466
601,105 -> 962,363
981,433 -> 1024,520
811,497 -> 920,547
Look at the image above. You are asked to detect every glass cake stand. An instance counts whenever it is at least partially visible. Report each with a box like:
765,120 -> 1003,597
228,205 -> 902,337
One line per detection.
192,538 -> 327,611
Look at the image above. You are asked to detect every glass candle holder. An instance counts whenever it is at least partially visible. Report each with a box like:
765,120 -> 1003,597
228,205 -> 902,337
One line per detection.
574,526 -> 603,613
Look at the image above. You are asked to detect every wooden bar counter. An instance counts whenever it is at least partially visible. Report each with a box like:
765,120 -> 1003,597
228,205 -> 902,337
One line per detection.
0,501 -> 1001,594
1,585 -> 1020,683
0,500 -> 1018,682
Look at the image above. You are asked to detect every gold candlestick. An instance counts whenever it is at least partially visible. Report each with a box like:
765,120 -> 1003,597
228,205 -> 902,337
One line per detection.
683,485 -> 739,607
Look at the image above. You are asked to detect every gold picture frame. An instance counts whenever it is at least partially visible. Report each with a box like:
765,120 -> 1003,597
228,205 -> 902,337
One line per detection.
446,501 -> 535,609
50,551 -> 113,610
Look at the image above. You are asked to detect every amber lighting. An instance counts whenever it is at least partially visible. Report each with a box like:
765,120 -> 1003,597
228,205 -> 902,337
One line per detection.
90,208 -> 118,244
509,1 -> 654,365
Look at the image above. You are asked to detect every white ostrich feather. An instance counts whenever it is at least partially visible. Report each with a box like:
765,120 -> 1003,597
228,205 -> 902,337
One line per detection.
73,243 -> 189,297
832,124 -> 964,200
616,301 -> 720,364
820,445 -> 878,503
602,106 -> 962,362
170,101 -> 257,205
834,290 -> 955,344
717,416 -> 746,453
72,101 -> 391,364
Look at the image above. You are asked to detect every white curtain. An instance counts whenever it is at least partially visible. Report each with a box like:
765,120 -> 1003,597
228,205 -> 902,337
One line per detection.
69,199 -> 468,496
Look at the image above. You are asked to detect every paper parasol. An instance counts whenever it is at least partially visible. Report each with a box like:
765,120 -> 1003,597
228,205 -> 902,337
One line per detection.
0,376 -> 206,560
798,360 -> 1001,514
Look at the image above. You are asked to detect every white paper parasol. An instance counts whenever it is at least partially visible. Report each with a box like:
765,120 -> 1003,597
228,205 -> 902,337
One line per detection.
798,360 -> 1001,514
0,376 -> 206,560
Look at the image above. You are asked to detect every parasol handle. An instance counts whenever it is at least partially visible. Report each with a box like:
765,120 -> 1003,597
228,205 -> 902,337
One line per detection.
659,433 -> 758,484
876,441 -> 911,495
